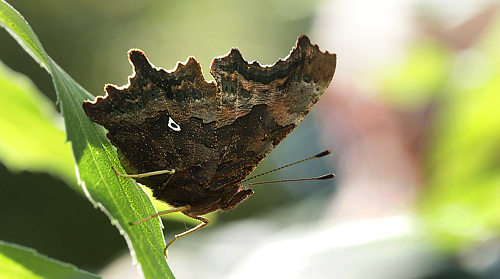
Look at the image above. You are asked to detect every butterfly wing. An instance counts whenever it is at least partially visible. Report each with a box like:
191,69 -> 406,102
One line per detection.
83,35 -> 336,196
83,50 -> 221,189
207,35 -> 337,190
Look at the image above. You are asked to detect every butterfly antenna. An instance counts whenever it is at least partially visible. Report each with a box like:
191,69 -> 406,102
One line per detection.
239,173 -> 335,187
240,150 -> 332,183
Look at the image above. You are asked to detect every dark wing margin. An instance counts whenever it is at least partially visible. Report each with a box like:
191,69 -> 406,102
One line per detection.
207,35 -> 337,190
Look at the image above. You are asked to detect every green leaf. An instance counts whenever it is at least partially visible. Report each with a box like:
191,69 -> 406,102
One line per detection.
0,240 -> 100,279
0,1 -> 174,278
0,59 -> 75,185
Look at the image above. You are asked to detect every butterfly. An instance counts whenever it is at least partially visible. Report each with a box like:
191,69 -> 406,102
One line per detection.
82,35 -> 336,257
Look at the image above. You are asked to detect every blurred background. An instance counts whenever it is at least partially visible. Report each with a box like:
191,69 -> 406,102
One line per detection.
1,0 -> 500,278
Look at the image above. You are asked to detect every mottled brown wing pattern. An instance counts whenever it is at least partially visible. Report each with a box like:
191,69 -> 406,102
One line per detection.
83,35 -> 336,256
83,35 -> 336,215
83,51 -> 220,190
207,35 -> 336,190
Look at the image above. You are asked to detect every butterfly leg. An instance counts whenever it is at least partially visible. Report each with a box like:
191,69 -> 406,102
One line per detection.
164,215 -> 210,258
112,166 -> 174,179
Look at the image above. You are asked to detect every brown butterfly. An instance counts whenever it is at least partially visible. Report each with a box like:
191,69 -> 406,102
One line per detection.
82,35 -> 336,257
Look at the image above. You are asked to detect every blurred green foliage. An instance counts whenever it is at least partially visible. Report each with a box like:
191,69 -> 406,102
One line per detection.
422,17 -> 500,249
0,60 -> 75,185
380,40 -> 451,108
380,16 -> 500,250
